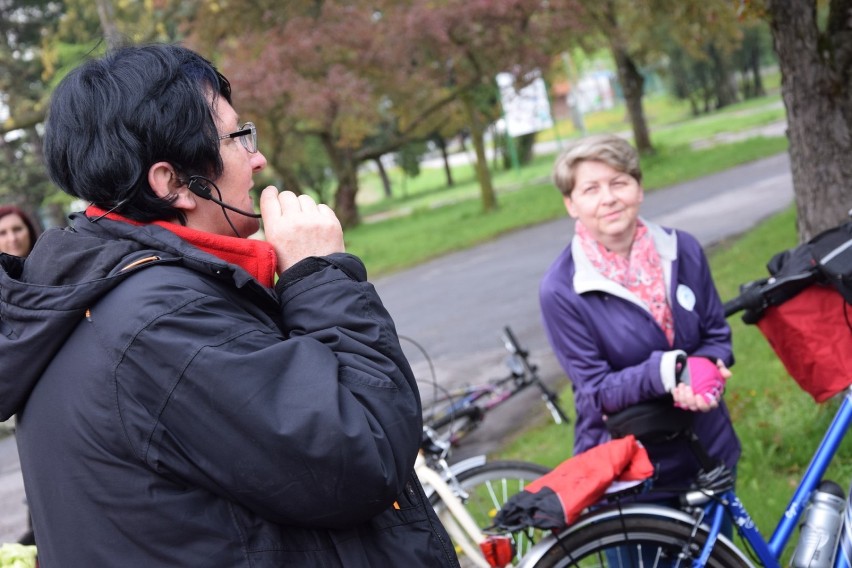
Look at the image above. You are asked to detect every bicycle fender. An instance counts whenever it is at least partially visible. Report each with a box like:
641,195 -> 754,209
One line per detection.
422,455 -> 488,500
447,455 -> 488,477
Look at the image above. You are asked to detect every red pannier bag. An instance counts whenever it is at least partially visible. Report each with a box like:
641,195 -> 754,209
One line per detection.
756,284 -> 852,402
492,436 -> 654,531
737,220 -> 852,402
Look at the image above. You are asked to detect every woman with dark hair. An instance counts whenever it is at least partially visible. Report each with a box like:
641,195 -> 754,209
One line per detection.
0,205 -> 39,257
0,44 -> 459,567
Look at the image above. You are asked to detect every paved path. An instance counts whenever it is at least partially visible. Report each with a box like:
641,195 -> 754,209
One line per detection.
0,152 -> 794,543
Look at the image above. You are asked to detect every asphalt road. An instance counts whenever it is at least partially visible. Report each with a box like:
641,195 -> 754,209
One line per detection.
0,151 -> 794,543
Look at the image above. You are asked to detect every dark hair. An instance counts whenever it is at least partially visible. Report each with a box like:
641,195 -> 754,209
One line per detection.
43,43 -> 233,223
0,205 -> 40,253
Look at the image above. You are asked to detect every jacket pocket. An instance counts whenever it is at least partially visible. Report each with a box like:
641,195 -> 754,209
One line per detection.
369,478 -> 429,529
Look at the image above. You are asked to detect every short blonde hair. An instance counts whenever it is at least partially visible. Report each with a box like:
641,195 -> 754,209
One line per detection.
552,134 -> 642,196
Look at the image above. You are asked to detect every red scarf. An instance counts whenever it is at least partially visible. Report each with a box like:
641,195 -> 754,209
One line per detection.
576,220 -> 674,345
86,206 -> 277,288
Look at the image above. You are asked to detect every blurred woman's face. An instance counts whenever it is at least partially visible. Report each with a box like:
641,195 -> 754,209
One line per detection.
0,214 -> 33,257
564,160 -> 643,250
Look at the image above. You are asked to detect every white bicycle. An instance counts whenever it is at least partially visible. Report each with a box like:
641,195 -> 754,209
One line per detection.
417,425 -> 550,567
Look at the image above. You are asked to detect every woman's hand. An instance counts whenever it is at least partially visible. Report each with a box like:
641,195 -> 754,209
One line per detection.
672,382 -> 719,412
672,358 -> 731,412
260,188 -> 345,272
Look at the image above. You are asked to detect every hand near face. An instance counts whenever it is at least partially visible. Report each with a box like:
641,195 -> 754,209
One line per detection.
260,188 -> 345,272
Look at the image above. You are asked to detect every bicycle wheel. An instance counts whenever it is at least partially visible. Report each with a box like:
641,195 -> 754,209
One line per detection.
430,460 -> 551,566
422,398 -> 482,446
526,505 -> 753,568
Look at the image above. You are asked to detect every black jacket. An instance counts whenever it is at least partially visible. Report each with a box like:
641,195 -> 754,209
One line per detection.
0,212 -> 459,567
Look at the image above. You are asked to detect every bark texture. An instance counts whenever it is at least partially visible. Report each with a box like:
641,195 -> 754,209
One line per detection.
767,0 -> 852,241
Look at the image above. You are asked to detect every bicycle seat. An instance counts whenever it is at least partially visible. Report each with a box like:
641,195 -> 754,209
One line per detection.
604,396 -> 693,444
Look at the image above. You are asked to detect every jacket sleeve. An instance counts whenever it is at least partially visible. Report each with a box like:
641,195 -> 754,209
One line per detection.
116,253 -> 421,529
539,273 -> 669,418
676,232 -> 734,367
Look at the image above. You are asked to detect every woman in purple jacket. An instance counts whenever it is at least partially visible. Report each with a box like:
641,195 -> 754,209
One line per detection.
539,134 -> 740,492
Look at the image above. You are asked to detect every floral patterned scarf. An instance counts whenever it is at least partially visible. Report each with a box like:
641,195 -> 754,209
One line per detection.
575,220 -> 674,345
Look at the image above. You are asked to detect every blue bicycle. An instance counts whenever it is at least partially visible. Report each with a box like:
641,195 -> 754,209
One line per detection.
510,272 -> 852,568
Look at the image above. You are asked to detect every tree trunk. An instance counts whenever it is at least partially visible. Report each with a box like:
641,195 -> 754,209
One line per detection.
708,44 -> 739,109
374,157 -> 392,198
268,151 -> 304,197
281,167 -> 305,196
747,35 -> 766,97
767,0 -> 852,241
332,165 -> 360,229
94,0 -> 122,49
610,44 -> 654,154
462,95 -> 497,212
435,135 -> 454,187
320,135 -> 361,228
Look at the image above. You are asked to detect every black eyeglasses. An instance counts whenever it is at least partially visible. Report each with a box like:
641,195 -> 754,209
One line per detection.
218,122 -> 257,153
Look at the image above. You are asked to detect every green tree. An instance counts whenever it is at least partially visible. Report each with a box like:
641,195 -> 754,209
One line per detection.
573,0 -> 742,154
0,1 -> 64,224
0,0 -> 192,225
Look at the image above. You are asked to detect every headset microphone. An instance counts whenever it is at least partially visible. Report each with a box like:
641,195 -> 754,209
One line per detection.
187,175 -> 262,219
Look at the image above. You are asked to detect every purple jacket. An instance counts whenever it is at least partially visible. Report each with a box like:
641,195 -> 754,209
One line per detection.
539,220 -> 740,487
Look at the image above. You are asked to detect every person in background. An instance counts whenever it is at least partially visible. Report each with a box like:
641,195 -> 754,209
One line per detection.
0,205 -> 40,258
0,205 -> 40,546
539,134 -> 740,498
0,43 -> 459,567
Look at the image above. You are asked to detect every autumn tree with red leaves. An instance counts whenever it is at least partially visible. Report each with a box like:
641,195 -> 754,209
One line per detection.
190,0 -> 583,227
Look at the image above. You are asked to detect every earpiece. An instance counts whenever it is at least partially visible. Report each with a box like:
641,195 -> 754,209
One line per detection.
187,176 -> 213,200
183,175 -> 262,220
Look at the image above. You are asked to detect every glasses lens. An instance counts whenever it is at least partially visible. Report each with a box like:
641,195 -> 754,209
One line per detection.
242,122 -> 257,153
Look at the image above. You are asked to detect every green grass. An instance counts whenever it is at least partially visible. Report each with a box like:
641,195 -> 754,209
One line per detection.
345,135 -> 788,277
495,205 -> 852,558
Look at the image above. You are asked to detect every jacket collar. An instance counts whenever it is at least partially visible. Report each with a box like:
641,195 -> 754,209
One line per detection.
85,206 -> 277,288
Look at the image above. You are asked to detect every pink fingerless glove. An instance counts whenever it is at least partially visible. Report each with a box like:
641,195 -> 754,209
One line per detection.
680,356 -> 726,404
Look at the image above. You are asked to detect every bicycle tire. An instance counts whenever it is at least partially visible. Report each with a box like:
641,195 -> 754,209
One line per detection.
430,460 -> 551,566
526,505 -> 752,568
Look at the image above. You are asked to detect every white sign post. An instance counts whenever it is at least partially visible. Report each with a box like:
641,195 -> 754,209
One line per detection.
496,71 -> 554,138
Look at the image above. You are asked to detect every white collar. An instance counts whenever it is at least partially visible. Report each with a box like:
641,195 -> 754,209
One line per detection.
571,218 -> 677,306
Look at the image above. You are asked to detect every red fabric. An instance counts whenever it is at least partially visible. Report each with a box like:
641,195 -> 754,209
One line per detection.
756,285 -> 852,403
525,435 -> 654,525
86,206 -> 277,288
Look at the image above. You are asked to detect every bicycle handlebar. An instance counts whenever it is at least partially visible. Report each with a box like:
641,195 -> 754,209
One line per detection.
722,281 -> 767,318
501,326 -> 525,357
723,269 -> 820,323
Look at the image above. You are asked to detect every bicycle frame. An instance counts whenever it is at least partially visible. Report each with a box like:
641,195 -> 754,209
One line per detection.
449,376 -> 520,416
518,388 -> 852,568
415,451 -> 492,568
692,388 -> 852,568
